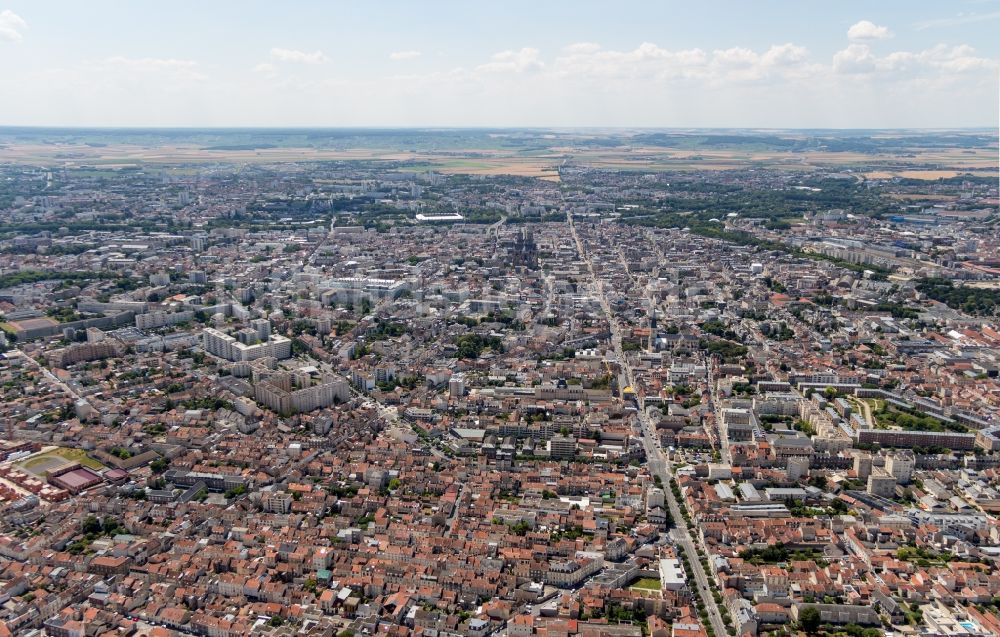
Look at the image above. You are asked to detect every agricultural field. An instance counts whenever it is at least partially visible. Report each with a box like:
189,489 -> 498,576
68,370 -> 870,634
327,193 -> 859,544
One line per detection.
1,128 -> 995,183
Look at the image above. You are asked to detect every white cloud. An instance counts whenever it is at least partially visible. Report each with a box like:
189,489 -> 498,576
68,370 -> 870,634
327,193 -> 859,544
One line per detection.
833,42 -> 997,75
702,44 -> 814,83
915,44 -> 997,72
389,50 -> 421,60
270,47 -> 329,64
551,42 -> 709,82
380,40 -> 991,127
476,47 -> 544,74
549,41 -> 818,85
914,10 -> 1000,30
253,62 -> 277,77
0,9 -> 27,42
712,47 -> 757,68
833,43 -> 876,73
847,20 -> 892,40
3,36 -> 995,128
760,43 -> 809,66
562,42 -> 601,54
102,56 -> 207,82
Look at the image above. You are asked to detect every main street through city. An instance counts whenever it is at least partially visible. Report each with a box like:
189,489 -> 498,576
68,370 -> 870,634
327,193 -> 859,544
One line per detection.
568,213 -> 731,637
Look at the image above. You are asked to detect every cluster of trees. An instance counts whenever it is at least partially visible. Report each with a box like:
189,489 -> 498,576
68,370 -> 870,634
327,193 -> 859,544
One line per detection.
700,320 -> 739,341
453,334 -> 503,359
82,515 -> 120,535
763,276 -> 787,294
585,602 -> 645,623
740,543 -> 826,564
824,620 -> 888,637
548,348 -> 577,362
896,544 -> 954,566
449,316 -> 481,328
176,350 -> 206,365
761,321 -> 795,341
369,320 -> 408,340
793,419 -> 817,436
551,524 -> 584,541
700,338 -> 748,362
328,484 -> 359,498
917,278 -> 1000,316
376,375 -> 421,392
0,220 -> 142,239
730,382 -> 757,396
0,269 -> 116,289
351,343 -> 374,360
69,516 -> 123,555
621,339 -> 642,352
590,374 -> 612,390
455,209 -> 505,224
623,175 -> 894,224
179,396 -> 235,412
874,302 -> 920,319
874,404 -> 967,434
738,544 -> 790,564
225,484 -> 247,499
292,338 -> 309,356
482,311 -> 525,331
0,243 -> 97,256
697,222 -> 893,278
46,306 -> 85,323
289,319 -> 320,337
489,518 -> 531,536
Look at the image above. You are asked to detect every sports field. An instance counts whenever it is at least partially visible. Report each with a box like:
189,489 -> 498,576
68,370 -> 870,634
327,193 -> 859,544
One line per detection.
18,447 -> 105,476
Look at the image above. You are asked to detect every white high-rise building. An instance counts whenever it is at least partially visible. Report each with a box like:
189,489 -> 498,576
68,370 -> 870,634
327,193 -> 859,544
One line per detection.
202,327 -> 291,362
886,452 -> 915,485
253,367 -> 350,415
449,374 -> 465,398
149,271 -> 171,286
251,318 -> 271,341
646,486 -> 665,510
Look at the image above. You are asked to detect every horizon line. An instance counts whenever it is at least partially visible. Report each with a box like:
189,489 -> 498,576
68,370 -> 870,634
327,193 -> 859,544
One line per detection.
0,125 -> 998,133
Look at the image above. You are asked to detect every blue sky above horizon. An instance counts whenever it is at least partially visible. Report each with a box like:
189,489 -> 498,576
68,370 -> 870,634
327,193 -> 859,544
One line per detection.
0,1 -> 998,128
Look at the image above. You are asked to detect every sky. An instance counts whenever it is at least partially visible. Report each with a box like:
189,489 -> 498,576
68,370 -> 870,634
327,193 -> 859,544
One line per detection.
0,0 -> 998,129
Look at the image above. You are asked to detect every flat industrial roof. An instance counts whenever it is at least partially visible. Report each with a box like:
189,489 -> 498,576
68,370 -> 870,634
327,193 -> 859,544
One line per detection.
52,467 -> 101,489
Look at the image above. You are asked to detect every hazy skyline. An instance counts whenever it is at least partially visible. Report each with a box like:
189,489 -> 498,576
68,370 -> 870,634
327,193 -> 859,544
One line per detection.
1,0 -> 998,129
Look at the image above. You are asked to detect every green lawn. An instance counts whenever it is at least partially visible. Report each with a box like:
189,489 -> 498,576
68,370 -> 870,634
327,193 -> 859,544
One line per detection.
52,447 -> 105,469
21,455 -> 61,471
629,577 -> 661,591
22,447 -> 105,472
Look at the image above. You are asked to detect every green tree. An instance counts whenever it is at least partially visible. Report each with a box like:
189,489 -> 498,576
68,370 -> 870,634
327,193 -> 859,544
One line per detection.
799,607 -> 821,634
82,516 -> 102,535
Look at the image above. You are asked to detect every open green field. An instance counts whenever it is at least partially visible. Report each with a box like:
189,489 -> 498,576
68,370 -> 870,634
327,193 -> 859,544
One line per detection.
18,447 -> 104,475
628,577 -> 661,591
